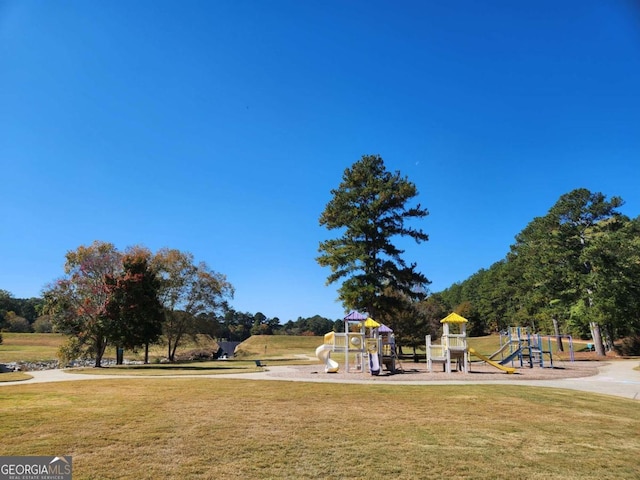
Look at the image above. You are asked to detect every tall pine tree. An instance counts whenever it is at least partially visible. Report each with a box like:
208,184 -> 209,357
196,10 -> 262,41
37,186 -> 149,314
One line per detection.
317,154 -> 430,321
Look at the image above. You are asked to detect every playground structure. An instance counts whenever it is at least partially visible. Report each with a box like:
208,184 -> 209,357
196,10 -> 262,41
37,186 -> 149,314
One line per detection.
316,311 -> 399,375
478,327 -> 576,369
425,312 -> 473,373
426,314 -> 575,374
318,311 -> 573,376
497,327 -> 574,367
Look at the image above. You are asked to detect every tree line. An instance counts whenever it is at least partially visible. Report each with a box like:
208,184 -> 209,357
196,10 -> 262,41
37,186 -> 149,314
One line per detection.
0,291 -> 45,333
435,188 -> 640,355
0,247 -> 338,361
0,290 -> 338,339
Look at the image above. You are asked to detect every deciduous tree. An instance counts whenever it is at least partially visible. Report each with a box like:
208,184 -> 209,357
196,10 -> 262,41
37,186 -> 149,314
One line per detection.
105,247 -> 164,364
44,241 -> 122,367
152,248 -> 234,361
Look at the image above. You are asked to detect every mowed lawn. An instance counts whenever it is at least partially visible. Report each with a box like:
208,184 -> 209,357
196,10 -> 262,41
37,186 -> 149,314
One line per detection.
0,333 -> 66,362
0,379 -> 638,480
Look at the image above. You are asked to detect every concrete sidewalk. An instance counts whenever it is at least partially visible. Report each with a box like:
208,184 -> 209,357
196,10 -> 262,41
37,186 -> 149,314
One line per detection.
414,360 -> 640,401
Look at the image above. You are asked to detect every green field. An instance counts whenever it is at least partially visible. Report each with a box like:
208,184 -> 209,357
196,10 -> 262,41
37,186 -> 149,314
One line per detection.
234,334 -> 322,358
0,333 -> 66,362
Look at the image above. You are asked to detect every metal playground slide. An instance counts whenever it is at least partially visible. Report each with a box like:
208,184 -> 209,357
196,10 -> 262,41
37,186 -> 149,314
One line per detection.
468,347 -> 516,374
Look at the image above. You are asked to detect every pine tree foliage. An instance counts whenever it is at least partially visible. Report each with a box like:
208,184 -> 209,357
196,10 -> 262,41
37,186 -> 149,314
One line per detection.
317,154 -> 430,319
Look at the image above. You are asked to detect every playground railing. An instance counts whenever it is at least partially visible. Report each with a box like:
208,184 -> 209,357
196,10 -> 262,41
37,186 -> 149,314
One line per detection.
445,335 -> 467,350
427,344 -> 447,359
331,333 -> 348,349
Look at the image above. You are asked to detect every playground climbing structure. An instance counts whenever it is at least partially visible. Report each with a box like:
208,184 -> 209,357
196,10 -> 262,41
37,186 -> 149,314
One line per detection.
498,327 -> 558,368
316,311 -> 398,375
425,312 -> 470,373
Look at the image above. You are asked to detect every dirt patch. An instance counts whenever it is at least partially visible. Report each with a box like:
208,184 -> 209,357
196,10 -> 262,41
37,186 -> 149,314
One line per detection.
267,359 -> 599,382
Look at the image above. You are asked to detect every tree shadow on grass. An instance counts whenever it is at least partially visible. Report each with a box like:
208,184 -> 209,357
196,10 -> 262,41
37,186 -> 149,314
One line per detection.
110,364 -> 248,372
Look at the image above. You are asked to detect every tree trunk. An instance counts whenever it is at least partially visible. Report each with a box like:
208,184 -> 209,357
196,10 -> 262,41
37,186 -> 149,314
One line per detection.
604,323 -> 614,352
144,342 -> 150,364
553,317 -> 564,352
94,337 -> 107,368
170,338 -> 179,362
589,322 -> 606,356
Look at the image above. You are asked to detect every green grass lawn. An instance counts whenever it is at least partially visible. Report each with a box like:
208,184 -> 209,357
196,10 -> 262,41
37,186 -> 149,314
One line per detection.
234,334 -> 322,358
0,379 -> 637,479
0,333 -> 66,362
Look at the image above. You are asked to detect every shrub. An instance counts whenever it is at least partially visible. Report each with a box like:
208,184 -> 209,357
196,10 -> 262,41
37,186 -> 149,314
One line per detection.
8,315 -> 32,333
58,337 -> 83,366
32,316 -> 53,333
174,348 -> 219,362
614,335 -> 640,356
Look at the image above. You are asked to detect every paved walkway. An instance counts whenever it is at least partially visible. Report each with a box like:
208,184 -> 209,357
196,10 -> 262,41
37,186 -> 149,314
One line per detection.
2,360 -> 639,401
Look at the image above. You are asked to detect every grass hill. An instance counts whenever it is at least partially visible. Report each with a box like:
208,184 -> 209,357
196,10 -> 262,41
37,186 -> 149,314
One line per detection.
233,334 -> 321,359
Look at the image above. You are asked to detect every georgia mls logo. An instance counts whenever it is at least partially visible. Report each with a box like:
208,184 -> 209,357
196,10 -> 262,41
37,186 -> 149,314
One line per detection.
0,456 -> 72,480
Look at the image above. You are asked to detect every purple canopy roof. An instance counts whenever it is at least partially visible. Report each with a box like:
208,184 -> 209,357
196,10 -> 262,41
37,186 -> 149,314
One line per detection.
343,311 -> 393,332
344,311 -> 368,320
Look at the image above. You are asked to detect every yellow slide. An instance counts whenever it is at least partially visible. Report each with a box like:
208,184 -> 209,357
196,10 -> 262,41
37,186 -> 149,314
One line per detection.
468,347 -> 516,374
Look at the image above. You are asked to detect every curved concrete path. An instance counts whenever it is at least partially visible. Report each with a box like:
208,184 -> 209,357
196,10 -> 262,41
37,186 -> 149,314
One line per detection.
1,360 -> 639,401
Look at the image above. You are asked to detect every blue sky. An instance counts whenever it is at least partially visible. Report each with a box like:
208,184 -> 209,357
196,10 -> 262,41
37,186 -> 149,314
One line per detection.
1,1 -> 639,322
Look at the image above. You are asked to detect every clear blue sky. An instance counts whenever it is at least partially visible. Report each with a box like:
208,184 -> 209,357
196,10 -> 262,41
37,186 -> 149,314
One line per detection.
2,1 -> 639,322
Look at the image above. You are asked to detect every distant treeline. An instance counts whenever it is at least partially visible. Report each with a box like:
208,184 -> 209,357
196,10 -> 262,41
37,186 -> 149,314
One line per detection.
0,290 -> 338,340
0,291 -> 45,332
214,311 -> 339,340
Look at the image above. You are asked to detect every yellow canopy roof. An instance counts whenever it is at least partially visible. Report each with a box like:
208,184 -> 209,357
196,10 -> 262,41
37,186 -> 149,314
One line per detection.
440,312 -> 468,324
364,318 -> 380,328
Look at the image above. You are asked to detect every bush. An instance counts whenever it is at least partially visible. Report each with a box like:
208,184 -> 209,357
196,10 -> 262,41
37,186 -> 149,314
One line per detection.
58,337 -> 83,366
32,316 -> 53,333
614,335 -> 640,356
174,348 -> 219,362
8,315 -> 32,333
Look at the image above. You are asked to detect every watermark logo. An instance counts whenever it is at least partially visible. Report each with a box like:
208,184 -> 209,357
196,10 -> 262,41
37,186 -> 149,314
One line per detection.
0,456 -> 72,480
